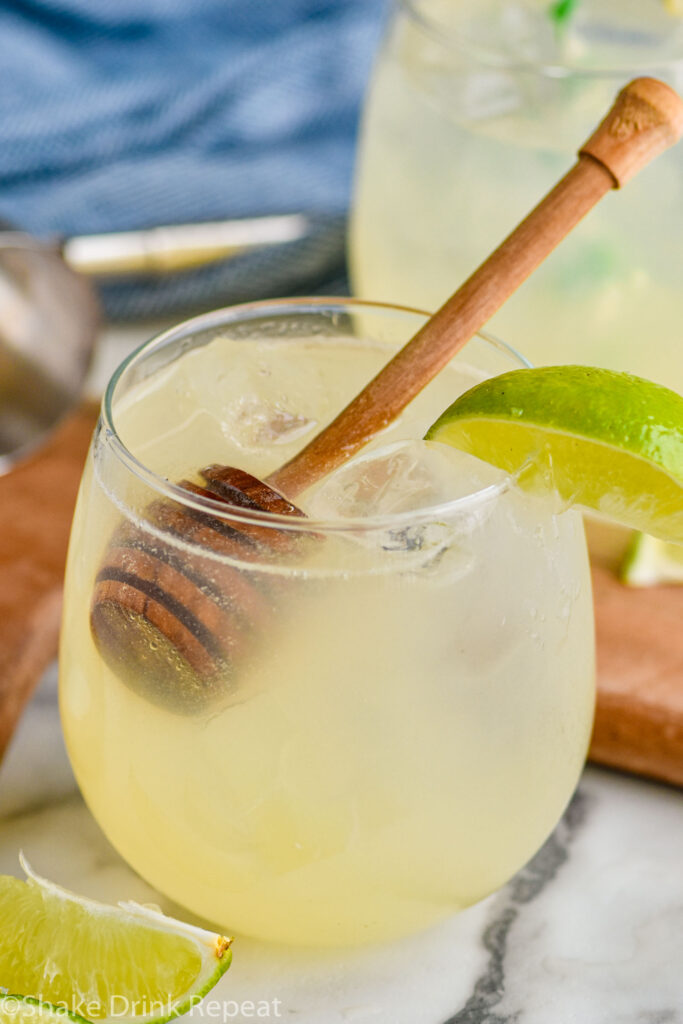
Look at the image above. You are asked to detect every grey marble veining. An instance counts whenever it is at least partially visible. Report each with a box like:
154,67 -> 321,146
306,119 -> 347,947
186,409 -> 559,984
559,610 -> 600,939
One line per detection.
1,666 -> 682,1023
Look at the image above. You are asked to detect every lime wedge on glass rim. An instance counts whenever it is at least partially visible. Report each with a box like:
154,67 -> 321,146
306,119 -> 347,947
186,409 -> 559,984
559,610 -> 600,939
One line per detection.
0,857 -> 231,1024
425,366 -> 683,545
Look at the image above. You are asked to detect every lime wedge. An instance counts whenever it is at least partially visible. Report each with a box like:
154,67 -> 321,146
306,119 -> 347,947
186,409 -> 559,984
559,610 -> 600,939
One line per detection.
0,857 -> 232,1024
621,532 -> 683,586
425,366 -> 683,544
0,997 -> 89,1024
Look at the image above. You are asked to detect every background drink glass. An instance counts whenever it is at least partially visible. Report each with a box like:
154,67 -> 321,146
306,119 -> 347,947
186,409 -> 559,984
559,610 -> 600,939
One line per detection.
350,0 -> 683,393
60,299 -> 595,946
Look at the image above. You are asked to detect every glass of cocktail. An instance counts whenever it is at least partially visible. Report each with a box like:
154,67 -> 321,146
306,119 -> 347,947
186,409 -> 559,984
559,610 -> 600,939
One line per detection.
351,0 -> 683,392
59,299 -> 595,947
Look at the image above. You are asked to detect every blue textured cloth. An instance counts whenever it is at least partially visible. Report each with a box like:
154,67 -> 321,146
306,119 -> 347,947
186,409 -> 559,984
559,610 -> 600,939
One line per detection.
0,0 -> 388,317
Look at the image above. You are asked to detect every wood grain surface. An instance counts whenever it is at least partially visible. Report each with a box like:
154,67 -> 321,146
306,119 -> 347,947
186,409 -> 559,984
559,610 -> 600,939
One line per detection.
0,402 -> 98,760
586,519 -> 683,786
592,564 -> 683,787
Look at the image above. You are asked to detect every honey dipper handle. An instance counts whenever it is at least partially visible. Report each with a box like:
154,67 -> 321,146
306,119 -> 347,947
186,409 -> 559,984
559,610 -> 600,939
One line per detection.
269,78 -> 683,499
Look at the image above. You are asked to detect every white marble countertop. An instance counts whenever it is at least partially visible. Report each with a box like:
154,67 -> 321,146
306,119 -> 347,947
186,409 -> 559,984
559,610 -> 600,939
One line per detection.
1,663 -> 682,1024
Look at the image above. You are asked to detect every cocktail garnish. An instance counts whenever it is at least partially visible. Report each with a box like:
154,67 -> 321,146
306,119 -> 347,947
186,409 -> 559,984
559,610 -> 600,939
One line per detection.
90,79 -> 683,710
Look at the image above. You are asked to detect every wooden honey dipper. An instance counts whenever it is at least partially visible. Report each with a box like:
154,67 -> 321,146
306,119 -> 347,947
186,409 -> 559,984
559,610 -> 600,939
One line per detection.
91,78 -> 683,711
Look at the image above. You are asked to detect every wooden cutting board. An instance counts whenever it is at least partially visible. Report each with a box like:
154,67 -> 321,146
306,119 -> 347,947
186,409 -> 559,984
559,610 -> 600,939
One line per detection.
0,405 -> 681,785
0,403 -> 99,759
588,518 -> 683,786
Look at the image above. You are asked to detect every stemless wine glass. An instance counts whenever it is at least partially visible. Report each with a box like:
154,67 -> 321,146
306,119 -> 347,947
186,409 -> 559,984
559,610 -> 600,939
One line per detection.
60,298 -> 594,947
351,0 -> 683,392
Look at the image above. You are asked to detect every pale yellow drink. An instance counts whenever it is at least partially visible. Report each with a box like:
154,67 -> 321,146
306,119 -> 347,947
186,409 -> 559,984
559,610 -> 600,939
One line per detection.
351,0 -> 683,392
60,302 -> 594,946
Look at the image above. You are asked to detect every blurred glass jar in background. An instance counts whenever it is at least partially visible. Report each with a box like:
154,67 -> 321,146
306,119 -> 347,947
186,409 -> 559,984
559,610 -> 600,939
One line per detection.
350,0 -> 683,393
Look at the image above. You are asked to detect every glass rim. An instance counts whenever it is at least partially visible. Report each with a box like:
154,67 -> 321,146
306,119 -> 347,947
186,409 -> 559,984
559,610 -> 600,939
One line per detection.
101,296 -> 530,534
396,0 -> 683,79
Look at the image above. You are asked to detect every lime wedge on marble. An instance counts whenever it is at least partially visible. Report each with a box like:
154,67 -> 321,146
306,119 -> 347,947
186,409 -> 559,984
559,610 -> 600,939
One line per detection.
621,532 -> 683,586
425,366 -> 683,544
0,857 -> 232,1024
0,996 -> 89,1024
